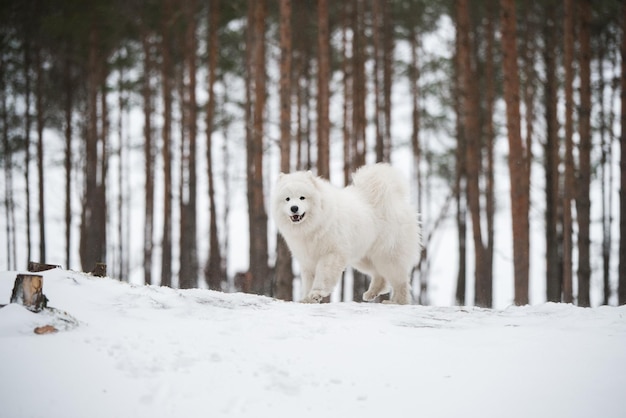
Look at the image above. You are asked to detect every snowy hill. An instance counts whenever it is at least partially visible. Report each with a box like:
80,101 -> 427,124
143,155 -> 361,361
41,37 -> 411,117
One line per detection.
1,269 -> 625,418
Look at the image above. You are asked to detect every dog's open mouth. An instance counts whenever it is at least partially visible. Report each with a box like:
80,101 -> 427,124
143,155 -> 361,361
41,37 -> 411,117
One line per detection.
290,213 -> 305,223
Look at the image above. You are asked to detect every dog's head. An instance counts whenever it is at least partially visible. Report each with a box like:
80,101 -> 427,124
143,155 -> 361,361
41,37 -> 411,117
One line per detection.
272,171 -> 322,231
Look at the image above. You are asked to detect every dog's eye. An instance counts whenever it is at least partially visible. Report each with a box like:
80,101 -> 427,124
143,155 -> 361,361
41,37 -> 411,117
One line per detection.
299,196 -> 305,200
285,197 -> 290,202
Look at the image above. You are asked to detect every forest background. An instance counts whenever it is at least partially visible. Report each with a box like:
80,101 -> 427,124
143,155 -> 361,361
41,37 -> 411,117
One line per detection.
0,0 -> 625,308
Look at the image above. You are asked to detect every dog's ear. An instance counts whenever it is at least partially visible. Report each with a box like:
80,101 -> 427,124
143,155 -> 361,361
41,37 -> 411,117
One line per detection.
310,174 -> 324,196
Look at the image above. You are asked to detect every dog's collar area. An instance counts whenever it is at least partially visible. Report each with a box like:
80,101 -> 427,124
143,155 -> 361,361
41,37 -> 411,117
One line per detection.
290,213 -> 305,223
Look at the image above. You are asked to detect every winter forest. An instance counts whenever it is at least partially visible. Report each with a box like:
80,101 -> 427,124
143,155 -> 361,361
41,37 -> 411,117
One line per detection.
1,0 -> 625,308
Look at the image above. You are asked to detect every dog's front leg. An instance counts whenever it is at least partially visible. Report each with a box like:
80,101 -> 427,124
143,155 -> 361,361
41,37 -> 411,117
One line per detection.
300,268 -> 315,300
301,254 -> 345,303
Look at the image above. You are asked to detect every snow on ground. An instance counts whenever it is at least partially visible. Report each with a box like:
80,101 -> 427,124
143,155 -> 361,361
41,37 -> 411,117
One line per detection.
1,269 -> 625,418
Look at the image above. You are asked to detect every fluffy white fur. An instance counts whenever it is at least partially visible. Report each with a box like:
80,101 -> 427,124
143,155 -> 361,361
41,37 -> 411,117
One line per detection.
271,163 -> 421,304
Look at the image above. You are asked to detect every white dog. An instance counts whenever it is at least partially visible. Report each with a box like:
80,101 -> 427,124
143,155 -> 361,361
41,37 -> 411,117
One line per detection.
271,163 -> 420,304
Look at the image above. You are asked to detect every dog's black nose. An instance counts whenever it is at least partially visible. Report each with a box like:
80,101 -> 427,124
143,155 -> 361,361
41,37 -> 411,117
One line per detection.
290,205 -> 299,213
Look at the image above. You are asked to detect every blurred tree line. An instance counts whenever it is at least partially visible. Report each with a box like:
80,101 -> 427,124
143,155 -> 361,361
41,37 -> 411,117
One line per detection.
0,0 -> 624,306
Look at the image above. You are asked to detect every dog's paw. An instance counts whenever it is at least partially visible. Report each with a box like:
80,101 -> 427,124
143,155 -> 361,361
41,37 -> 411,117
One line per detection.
300,293 -> 323,304
362,290 -> 378,302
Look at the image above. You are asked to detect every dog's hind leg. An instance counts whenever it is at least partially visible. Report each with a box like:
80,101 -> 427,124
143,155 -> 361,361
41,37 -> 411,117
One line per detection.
373,260 -> 412,305
388,281 -> 411,305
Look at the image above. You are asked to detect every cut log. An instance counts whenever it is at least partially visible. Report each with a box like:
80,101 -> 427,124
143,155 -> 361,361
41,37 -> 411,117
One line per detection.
34,325 -> 58,334
10,274 -> 48,312
28,261 -> 61,272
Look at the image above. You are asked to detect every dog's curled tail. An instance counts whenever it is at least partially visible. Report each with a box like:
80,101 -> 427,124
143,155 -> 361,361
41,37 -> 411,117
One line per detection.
351,163 -> 411,210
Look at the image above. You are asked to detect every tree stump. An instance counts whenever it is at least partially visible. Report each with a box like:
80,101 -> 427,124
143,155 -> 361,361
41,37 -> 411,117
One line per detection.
10,274 -> 48,312
92,263 -> 107,277
28,261 -> 61,273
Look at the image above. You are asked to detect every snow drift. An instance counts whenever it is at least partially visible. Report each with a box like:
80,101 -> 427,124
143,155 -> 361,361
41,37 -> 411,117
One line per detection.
1,269 -> 625,418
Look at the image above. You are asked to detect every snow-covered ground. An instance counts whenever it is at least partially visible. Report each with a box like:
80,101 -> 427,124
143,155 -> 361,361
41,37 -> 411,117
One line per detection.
1,268 -> 625,418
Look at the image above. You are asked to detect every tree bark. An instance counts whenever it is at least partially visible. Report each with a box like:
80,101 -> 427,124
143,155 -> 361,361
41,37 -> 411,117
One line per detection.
454,7 -> 467,306
35,46 -> 46,263
160,0 -> 173,287
598,31 -> 610,306
317,0 -> 330,180
562,0 -> 575,304
205,0 -> 224,291
576,0 -> 592,307
382,0 -> 393,163
142,28 -> 155,286
351,0 -> 367,300
341,0 -> 353,187
1,52 -> 17,270
179,0 -> 199,289
63,51 -> 73,271
501,0 -> 530,305
80,24 -> 107,274
409,22 -> 425,303
372,0 -> 384,163
484,0 -> 497,307
246,0 -> 269,294
619,0 -> 626,305
28,261 -> 60,272
115,49 -> 128,282
457,0 -> 490,307
11,274 -> 47,312
352,0 -> 366,170
275,0 -> 294,301
544,3 -> 562,302
24,38 -> 33,265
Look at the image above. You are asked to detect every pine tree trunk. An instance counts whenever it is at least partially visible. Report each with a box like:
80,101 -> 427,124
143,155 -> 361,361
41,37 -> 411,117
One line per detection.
562,0 -> 575,304
24,40 -> 33,265
454,9 -> 467,307
317,0 -> 330,180
115,54 -> 126,281
382,0 -> 393,163
341,0 -> 352,187
161,0 -> 173,287
618,0 -> 626,305
205,0 -> 223,291
351,0 -> 367,300
544,3 -> 562,302
98,81 -> 109,272
63,52 -> 73,271
576,0 -> 592,307
455,118 -> 467,306
275,0 -> 294,301
409,23 -> 425,303
501,0 -> 529,305
484,0 -> 496,307
179,0 -> 199,289
80,24 -> 107,274
246,0 -> 269,294
352,0 -> 366,169
142,29 -> 155,286
372,0 -> 384,163
339,1 -> 353,301
457,0 -> 490,307
598,33 -> 610,306
35,46 -> 46,263
1,52 -> 17,269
